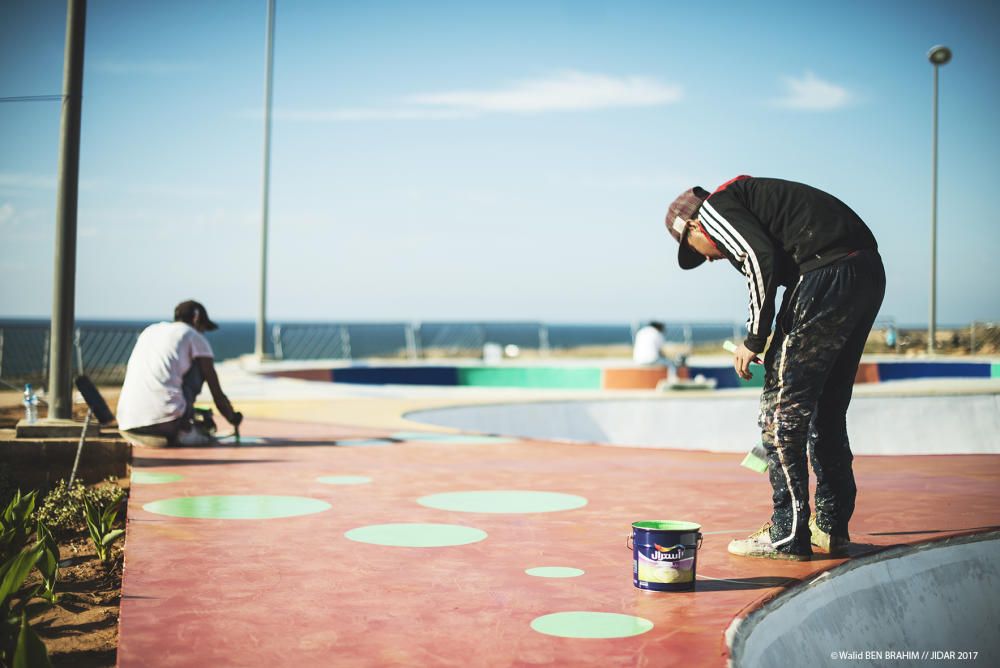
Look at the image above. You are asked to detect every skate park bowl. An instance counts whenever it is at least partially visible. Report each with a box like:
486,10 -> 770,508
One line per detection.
727,532 -> 1000,666
403,385 -> 1000,455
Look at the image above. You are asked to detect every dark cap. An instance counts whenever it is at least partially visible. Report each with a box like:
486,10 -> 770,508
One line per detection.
174,300 -> 219,331
665,186 -> 711,270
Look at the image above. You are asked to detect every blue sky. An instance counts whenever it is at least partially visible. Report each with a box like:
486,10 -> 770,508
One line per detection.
1,0 -> 998,325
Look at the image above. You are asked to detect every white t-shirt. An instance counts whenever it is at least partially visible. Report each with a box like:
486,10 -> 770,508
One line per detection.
116,321 -> 213,430
632,326 -> 667,364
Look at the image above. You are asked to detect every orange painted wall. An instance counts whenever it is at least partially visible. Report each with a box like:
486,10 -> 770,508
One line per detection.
602,367 -> 668,390
854,363 -> 880,384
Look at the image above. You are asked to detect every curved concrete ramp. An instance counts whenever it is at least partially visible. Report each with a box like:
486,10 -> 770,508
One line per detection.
727,532 -> 1000,667
407,393 -> 1000,455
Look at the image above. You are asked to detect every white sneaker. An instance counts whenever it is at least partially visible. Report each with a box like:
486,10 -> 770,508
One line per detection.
727,522 -> 811,561
176,426 -> 217,446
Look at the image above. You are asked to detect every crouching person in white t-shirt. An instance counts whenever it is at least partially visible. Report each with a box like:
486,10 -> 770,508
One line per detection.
116,300 -> 242,447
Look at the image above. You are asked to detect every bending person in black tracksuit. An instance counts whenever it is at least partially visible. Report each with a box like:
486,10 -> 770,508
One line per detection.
664,176 -> 885,560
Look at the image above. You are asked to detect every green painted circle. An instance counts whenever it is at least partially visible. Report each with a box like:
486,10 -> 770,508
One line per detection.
531,611 -> 654,639
417,490 -> 587,514
317,476 -> 372,485
525,567 -> 584,578
391,431 -> 516,445
344,523 -> 487,547
131,471 -> 183,484
143,495 -> 331,519
217,435 -> 266,445
633,520 -> 701,531
335,438 -> 393,447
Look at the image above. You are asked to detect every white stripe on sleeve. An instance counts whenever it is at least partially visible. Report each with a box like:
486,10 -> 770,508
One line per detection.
702,200 -> 766,335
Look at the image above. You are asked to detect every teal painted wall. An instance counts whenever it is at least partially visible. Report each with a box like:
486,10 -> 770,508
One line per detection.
738,374 -> 766,388
457,367 -> 603,389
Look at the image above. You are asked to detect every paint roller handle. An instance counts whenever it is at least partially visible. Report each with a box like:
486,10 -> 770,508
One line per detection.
231,411 -> 243,444
722,340 -> 763,365
626,532 -> 633,551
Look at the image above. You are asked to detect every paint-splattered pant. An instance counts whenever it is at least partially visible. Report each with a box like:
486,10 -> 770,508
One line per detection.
760,249 -> 885,555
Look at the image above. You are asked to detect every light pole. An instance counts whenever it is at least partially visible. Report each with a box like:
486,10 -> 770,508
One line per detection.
256,0 -> 276,363
47,0 -> 88,420
927,44 -> 951,355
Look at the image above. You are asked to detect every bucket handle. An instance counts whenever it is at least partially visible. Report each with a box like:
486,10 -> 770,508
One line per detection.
627,531 -> 704,550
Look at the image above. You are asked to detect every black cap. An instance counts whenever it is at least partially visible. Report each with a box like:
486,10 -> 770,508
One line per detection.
174,300 -> 219,331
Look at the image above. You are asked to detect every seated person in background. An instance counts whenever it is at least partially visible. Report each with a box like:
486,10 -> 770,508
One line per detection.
116,300 -> 241,446
632,321 -> 668,365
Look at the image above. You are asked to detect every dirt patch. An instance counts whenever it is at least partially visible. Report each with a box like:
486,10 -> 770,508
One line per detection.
17,533 -> 123,668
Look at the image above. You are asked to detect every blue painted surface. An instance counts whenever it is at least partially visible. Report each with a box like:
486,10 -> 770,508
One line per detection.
314,360 -> 994,388
687,366 -> 744,389
331,366 -> 459,385
876,362 -> 991,381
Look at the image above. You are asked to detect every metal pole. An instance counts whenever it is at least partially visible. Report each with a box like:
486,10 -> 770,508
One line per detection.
255,0 -> 276,362
929,62 -> 939,355
926,45 -> 950,355
48,0 -> 88,420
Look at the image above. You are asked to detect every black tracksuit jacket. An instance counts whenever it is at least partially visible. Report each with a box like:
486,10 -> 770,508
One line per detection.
698,176 -> 879,353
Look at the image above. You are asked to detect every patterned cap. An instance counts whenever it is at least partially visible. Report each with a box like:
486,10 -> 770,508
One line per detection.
664,187 -> 710,270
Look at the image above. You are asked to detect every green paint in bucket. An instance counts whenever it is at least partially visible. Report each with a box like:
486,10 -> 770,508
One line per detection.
628,520 -> 703,592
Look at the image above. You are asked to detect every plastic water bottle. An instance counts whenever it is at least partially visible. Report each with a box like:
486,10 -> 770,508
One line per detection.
23,384 -> 39,424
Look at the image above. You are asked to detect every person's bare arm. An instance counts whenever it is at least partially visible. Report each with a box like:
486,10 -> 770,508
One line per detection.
196,357 -> 239,425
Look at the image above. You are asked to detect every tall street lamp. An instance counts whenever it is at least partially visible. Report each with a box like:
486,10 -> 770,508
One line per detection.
47,0 -> 88,420
256,0 -> 276,362
927,44 -> 951,355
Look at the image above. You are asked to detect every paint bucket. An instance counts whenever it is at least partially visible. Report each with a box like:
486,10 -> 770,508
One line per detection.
628,520 -> 703,591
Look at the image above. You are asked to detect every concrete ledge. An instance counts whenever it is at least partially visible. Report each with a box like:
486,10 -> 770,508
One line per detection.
0,430 -> 131,488
15,418 -> 100,439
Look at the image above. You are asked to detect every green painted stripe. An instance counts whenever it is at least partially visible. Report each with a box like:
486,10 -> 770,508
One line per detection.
457,366 -> 603,389
993,363 -> 1000,378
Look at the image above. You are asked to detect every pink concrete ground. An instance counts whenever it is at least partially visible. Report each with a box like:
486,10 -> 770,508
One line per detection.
117,417 -> 1000,667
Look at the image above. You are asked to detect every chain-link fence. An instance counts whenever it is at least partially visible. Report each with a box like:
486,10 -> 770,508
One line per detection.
0,325 -> 50,388
865,320 -> 1000,355
74,326 -> 142,385
0,325 -> 141,388
970,322 -> 1000,354
4,320 -> 991,391
271,324 -> 353,360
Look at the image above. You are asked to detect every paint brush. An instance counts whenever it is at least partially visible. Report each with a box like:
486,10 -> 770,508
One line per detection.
232,411 -> 243,445
740,443 -> 769,473
722,342 -> 768,473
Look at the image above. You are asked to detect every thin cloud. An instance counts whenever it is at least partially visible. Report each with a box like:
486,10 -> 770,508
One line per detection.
272,108 -> 475,122
91,59 -> 200,75
408,71 -> 683,113
256,71 -> 682,122
772,72 -> 853,110
0,203 -> 14,226
0,172 -> 56,191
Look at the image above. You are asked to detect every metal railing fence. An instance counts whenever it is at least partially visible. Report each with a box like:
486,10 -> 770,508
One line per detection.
73,326 -> 142,386
7,319 -> 994,390
1,320 -> 742,386
0,325 -> 49,388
